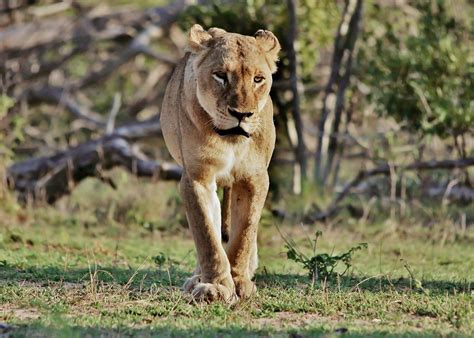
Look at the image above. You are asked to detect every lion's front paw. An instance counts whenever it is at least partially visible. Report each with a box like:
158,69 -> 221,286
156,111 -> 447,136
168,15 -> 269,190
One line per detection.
191,282 -> 238,304
233,276 -> 256,299
183,275 -> 201,293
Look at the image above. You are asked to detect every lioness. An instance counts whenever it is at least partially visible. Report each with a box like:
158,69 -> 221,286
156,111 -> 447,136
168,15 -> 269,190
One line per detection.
160,24 -> 280,303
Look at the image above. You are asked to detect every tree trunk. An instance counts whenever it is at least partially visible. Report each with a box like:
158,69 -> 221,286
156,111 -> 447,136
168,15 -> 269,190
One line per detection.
314,0 -> 363,187
286,0 -> 306,193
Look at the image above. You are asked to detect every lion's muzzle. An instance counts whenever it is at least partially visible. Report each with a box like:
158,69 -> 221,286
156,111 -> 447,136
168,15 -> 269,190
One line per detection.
228,108 -> 254,122
214,126 -> 250,138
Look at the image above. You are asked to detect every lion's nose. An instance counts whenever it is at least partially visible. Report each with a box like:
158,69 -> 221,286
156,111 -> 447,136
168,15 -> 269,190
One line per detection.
228,108 -> 254,122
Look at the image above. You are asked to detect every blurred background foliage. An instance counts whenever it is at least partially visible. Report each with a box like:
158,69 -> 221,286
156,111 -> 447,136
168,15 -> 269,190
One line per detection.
357,0 -> 473,139
0,0 -> 472,230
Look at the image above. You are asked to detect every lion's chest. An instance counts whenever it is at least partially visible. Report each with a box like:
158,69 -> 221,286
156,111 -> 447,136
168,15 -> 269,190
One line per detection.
214,149 -> 236,184
212,145 -> 250,185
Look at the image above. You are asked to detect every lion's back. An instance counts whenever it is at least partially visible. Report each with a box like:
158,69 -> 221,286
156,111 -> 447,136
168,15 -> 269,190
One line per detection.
160,54 -> 191,166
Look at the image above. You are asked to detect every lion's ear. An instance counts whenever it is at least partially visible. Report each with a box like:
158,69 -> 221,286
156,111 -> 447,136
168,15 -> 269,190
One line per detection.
208,27 -> 226,38
254,30 -> 281,73
188,24 -> 213,53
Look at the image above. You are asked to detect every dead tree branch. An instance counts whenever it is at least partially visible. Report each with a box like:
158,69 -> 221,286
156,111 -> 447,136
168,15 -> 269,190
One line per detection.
3,0 -> 190,205
2,0 -> 184,96
7,134 -> 182,204
0,0 -> 187,56
23,86 -> 106,129
74,25 -> 176,90
2,10 -> 137,57
3,0 -> 184,146
306,157 -> 474,222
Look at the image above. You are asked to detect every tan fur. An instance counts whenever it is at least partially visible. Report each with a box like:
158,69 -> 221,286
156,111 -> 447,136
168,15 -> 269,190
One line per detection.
160,25 -> 280,303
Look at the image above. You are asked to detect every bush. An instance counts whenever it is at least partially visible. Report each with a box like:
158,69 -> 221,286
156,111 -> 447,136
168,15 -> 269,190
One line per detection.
357,0 -> 473,139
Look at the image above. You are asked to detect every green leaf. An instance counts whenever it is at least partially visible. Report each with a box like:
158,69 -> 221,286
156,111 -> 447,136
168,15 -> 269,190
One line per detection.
0,95 -> 15,118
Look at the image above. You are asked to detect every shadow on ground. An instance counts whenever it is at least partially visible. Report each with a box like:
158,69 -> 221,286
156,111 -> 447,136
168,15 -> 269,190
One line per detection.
256,272 -> 472,296
2,322 -> 448,338
1,262 -> 471,295
0,262 -> 188,289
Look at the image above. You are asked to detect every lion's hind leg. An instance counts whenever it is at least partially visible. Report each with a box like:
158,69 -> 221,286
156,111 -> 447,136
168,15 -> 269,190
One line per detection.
221,186 -> 232,243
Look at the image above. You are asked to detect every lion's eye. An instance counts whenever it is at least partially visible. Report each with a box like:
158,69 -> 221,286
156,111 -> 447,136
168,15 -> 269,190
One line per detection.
254,76 -> 265,84
212,72 -> 227,85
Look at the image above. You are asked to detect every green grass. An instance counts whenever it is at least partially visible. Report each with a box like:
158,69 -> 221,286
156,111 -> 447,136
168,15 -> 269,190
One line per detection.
0,178 -> 473,337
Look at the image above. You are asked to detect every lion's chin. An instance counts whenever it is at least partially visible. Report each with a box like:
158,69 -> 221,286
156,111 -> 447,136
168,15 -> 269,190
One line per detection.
214,126 -> 250,138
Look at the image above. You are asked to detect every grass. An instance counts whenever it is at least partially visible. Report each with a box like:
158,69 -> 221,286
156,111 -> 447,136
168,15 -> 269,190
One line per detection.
0,176 -> 473,337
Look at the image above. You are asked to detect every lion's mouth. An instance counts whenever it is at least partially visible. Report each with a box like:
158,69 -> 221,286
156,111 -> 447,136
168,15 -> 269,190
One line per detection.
214,126 -> 250,138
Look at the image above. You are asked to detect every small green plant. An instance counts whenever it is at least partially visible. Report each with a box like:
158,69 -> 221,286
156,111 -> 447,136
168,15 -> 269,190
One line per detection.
152,252 -> 169,268
152,252 -> 180,269
0,94 -> 15,118
403,260 -> 428,295
284,230 -> 367,282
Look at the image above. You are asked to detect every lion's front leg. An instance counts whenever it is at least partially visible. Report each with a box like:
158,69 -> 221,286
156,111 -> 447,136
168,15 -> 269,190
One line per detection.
226,173 -> 269,298
179,175 -> 237,303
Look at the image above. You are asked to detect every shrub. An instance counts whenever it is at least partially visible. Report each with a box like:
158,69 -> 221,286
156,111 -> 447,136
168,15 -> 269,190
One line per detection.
357,0 -> 473,139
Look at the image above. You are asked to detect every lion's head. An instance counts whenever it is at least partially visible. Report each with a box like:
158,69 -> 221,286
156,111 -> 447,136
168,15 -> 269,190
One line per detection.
188,24 -> 280,138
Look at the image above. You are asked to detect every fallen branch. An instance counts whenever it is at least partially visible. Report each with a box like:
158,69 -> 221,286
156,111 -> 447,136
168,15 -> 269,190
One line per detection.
0,0 -> 188,56
2,0 -> 184,97
3,1 -> 190,205
111,116 -> 162,140
425,184 -> 474,202
74,24 -> 176,90
9,44 -> 90,84
7,135 -> 182,204
13,24 -> 176,125
1,10 -> 137,57
23,86 -> 106,129
306,157 -> 474,222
